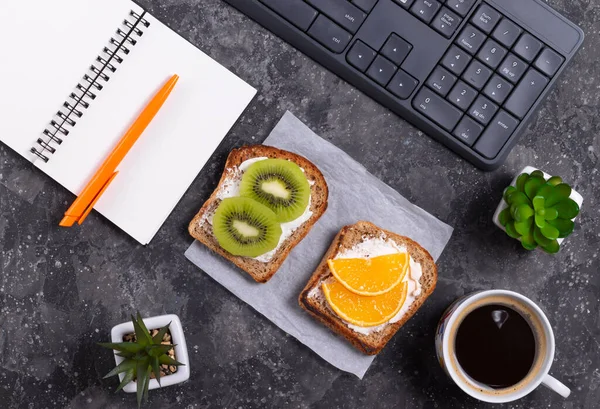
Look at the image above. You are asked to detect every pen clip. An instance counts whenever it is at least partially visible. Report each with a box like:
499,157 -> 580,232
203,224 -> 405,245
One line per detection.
77,171 -> 119,225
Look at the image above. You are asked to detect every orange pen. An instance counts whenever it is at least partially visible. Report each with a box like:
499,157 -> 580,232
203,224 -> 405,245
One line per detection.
60,74 -> 180,227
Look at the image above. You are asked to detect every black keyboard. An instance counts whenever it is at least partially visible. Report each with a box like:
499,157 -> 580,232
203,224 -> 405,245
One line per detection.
222,0 -> 584,170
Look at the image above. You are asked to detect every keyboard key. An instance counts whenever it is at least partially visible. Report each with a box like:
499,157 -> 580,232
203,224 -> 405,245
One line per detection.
447,81 -> 477,110
432,8 -> 462,38
456,25 -> 486,54
445,0 -> 476,17
381,34 -> 412,65
441,45 -> 471,75
453,116 -> 484,146
498,53 -> 527,83
395,0 -> 415,9
427,66 -> 457,96
477,39 -> 507,68
483,74 -> 513,104
306,0 -> 367,34
471,4 -> 501,34
413,87 -> 463,131
352,0 -> 378,12
474,111 -> 519,158
410,0 -> 441,24
513,33 -> 543,62
469,95 -> 498,125
534,48 -> 564,77
260,0 -> 318,31
367,55 -> 397,86
462,60 -> 492,90
307,15 -> 352,53
347,41 -> 377,72
387,70 -> 419,99
492,19 -> 522,48
504,69 -> 549,119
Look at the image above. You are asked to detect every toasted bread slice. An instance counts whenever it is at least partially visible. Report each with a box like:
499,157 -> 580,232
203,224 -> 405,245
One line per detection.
299,221 -> 437,355
188,145 -> 328,283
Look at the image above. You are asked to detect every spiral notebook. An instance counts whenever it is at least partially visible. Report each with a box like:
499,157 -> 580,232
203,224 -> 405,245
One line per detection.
0,0 -> 256,244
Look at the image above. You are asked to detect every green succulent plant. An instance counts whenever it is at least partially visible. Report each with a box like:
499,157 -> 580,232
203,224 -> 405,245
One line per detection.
498,170 -> 580,253
99,313 -> 184,408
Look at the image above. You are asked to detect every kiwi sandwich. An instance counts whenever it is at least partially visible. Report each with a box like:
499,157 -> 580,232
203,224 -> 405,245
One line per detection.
188,145 -> 328,283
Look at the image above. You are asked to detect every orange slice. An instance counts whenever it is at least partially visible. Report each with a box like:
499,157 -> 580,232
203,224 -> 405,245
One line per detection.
322,279 -> 409,327
327,253 -> 409,296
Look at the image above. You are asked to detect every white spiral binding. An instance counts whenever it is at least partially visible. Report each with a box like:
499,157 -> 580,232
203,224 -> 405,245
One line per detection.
31,10 -> 151,162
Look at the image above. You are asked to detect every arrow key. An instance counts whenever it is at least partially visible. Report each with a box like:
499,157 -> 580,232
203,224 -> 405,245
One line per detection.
346,40 -> 377,72
367,55 -> 398,86
387,69 -> 419,99
381,34 -> 412,65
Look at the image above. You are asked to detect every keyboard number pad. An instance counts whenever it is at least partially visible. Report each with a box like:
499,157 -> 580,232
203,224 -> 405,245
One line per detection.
416,4 -> 565,159
469,95 -> 497,125
447,81 -> 477,110
498,54 -> 528,83
477,39 -> 507,69
427,67 -> 457,96
463,60 -> 492,90
456,25 -> 486,54
441,46 -> 471,75
483,75 -> 512,105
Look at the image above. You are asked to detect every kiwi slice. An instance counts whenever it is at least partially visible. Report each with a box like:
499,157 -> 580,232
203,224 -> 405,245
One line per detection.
239,159 -> 310,222
213,197 -> 282,258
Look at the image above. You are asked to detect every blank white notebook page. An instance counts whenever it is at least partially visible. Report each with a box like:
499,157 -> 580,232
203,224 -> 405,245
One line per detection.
1,0 -> 256,244
0,0 -> 133,158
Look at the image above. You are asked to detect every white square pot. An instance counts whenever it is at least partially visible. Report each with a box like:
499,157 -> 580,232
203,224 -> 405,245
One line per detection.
110,314 -> 190,393
493,166 -> 583,246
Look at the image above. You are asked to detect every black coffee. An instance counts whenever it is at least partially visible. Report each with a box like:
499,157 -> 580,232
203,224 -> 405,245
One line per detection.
455,304 -> 536,389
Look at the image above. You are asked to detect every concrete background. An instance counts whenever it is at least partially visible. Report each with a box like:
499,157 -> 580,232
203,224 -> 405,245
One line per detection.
0,0 -> 598,407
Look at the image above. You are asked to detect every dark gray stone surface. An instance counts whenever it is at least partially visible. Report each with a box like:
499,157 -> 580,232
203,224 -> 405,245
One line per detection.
0,0 -> 598,407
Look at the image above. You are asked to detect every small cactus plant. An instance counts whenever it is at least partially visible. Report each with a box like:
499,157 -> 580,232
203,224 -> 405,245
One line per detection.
498,170 -> 580,253
99,313 -> 184,408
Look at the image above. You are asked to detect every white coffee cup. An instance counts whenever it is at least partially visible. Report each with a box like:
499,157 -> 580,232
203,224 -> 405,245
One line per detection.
435,290 -> 570,403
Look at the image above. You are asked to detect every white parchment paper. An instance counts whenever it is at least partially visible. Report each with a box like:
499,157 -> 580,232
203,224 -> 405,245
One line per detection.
185,111 -> 454,378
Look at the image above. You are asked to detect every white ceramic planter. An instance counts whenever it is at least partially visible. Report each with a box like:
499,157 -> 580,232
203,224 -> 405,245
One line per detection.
493,166 -> 583,246
110,314 -> 190,393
